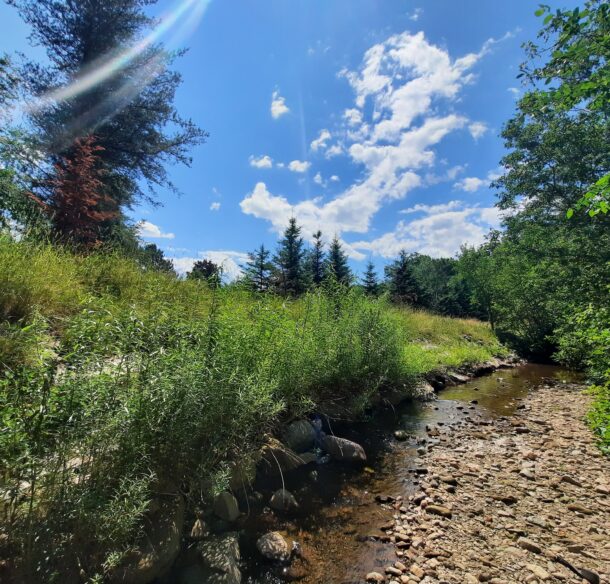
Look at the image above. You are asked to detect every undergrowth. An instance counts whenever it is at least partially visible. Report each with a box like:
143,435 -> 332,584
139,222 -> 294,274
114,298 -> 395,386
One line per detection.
0,237 -> 504,582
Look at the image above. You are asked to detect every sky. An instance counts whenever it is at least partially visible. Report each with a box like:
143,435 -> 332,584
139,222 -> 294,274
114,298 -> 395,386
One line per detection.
0,0 -> 579,280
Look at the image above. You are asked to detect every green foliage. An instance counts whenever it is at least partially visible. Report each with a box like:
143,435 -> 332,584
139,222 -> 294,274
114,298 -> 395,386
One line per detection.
385,251 -> 424,305
243,244 -> 273,292
273,217 -> 307,296
362,260 -> 379,296
0,237 -> 503,579
186,258 -> 221,287
325,236 -> 352,286
305,230 -> 325,287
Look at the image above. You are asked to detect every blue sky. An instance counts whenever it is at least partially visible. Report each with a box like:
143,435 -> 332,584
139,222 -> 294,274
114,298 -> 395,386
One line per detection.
0,0 -> 578,279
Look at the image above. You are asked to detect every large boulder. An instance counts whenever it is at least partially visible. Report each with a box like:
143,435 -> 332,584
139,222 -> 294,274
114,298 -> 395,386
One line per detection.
259,438 -> 305,476
269,489 -> 299,512
320,435 -> 366,463
110,494 -> 184,584
281,420 -> 316,453
213,491 -> 240,522
198,533 -> 242,583
256,531 -> 290,562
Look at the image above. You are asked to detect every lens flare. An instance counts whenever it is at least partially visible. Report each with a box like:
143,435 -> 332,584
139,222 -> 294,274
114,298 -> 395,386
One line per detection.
23,0 -> 211,115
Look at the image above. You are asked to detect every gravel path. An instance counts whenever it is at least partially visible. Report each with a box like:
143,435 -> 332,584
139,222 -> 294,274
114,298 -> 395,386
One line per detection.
368,381 -> 610,584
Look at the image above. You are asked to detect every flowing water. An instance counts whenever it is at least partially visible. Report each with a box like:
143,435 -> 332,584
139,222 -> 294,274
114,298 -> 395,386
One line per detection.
235,363 -> 580,584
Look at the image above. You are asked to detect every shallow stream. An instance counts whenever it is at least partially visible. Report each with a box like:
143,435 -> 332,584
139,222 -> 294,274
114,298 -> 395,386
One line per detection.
237,363 -> 579,584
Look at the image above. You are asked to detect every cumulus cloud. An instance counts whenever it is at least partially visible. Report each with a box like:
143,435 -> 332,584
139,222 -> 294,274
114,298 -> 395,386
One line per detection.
313,172 -> 324,185
310,129 -> 332,152
408,7 -> 423,21
210,202 -> 221,211
468,121 -> 488,140
242,31 -> 504,257
270,90 -> 290,119
353,201 -> 502,258
137,221 -> 175,240
454,169 -> 502,192
249,154 -> 273,169
170,251 -> 249,281
288,159 -> 311,173
330,175 -> 340,182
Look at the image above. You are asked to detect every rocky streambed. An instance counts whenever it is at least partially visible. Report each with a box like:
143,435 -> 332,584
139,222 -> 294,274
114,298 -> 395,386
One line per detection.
164,364 -> 608,584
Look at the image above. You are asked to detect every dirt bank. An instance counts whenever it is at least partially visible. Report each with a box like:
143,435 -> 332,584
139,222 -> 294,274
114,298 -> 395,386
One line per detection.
368,381 -> 610,583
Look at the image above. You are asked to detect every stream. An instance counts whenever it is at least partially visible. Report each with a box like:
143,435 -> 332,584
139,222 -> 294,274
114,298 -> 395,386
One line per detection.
235,363 -> 580,584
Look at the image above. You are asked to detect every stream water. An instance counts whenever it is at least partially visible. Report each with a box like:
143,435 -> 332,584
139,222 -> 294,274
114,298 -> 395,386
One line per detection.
236,363 -> 580,584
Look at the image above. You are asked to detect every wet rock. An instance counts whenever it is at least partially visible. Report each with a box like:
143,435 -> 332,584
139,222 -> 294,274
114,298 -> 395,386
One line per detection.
448,372 -> 470,383
366,572 -> 386,583
110,494 -> 184,584
425,505 -> 452,518
260,438 -> 305,476
256,531 -> 290,562
214,491 -> 240,522
199,533 -> 241,583
394,430 -> 409,441
282,420 -> 316,453
269,489 -> 299,512
321,435 -> 367,462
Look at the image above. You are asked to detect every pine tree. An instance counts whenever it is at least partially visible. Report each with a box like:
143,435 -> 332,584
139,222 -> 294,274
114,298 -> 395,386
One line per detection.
274,217 -> 306,296
305,230 -> 325,287
362,260 -> 379,296
10,0 -> 206,231
187,259 -> 221,288
325,236 -> 352,286
49,135 -> 117,248
243,244 -> 273,292
385,250 -> 421,304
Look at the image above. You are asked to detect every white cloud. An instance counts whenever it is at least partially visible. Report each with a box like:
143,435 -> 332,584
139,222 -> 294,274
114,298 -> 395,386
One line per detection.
454,169 -> 502,192
508,86 -> 521,98
353,202 -> 502,258
271,90 -> 290,119
468,121 -> 488,140
170,251 -> 249,281
330,175 -> 340,182
313,172 -> 324,185
310,129 -> 332,152
210,202 -> 221,211
408,7 -> 423,21
288,159 -> 311,173
249,154 -> 273,169
137,221 -> 175,240
241,32 -> 503,257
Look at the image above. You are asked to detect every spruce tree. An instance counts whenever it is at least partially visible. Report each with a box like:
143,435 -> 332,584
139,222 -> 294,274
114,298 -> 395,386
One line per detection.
362,260 -> 379,296
243,244 -> 273,292
10,0 -> 206,232
273,217 -> 306,296
306,230 -> 325,287
325,236 -> 351,286
385,250 -> 421,304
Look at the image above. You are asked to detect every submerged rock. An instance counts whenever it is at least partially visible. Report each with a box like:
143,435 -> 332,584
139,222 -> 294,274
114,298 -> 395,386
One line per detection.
394,430 -> 409,441
269,488 -> 299,512
282,420 -> 316,453
257,531 -> 291,562
321,435 -> 367,462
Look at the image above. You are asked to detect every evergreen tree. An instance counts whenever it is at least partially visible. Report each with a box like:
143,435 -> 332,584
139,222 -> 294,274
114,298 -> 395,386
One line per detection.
138,243 -> 175,275
385,251 -> 422,305
10,0 -> 207,232
273,218 -> 306,296
305,230 -> 325,287
243,244 -> 273,292
187,259 -> 221,288
325,236 -> 351,286
362,260 -> 379,296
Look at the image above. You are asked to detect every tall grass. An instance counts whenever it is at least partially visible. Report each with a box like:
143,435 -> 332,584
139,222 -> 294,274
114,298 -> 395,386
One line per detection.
0,237 -> 504,582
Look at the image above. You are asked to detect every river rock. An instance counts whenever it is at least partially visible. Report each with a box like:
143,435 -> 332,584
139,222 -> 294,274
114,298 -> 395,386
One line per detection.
517,537 -> 542,554
366,572 -> 385,583
269,488 -> 298,512
214,491 -> 240,522
256,531 -> 290,562
425,504 -> 452,518
259,438 -> 305,476
282,420 -> 316,453
394,430 -> 409,441
321,435 -> 367,462
110,494 -> 184,584
199,533 -> 241,583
